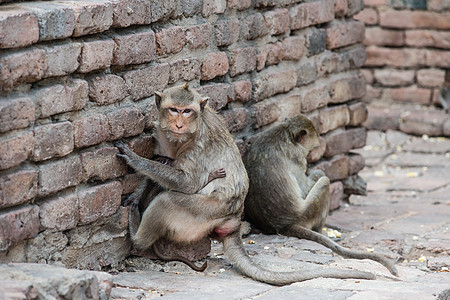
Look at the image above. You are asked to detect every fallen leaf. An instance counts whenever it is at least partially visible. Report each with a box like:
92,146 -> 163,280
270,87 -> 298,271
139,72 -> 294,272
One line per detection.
366,248 -> 375,252
418,256 -> 426,262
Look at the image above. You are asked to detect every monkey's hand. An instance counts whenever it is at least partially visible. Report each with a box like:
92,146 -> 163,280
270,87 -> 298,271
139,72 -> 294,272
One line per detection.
115,141 -> 142,170
122,192 -> 140,211
308,170 -> 326,182
209,168 -> 226,182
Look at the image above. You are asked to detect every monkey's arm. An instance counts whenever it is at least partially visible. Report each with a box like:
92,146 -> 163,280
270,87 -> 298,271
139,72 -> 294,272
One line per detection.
123,179 -> 148,211
198,168 -> 226,191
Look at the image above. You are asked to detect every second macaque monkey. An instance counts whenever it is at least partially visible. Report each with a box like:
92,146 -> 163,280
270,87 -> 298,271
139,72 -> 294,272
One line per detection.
117,84 -> 376,286
244,115 -> 398,276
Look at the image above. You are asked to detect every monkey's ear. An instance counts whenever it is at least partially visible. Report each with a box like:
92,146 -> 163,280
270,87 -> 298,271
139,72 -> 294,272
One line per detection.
297,130 -> 307,143
200,97 -> 209,110
155,91 -> 162,108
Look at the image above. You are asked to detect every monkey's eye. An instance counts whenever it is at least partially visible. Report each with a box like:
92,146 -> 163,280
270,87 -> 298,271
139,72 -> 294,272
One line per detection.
183,109 -> 191,113
168,108 -> 179,115
296,130 -> 307,143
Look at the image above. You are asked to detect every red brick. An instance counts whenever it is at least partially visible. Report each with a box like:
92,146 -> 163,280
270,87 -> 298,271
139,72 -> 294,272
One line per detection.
121,173 -> 145,195
113,30 -> 156,65
329,181 -> 343,211
374,69 -> 415,86
144,100 -> 159,130
183,0 -> 203,17
399,110 -> 448,136
364,0 -> 386,6
73,114 -> 109,148
428,0 -> 450,11
0,97 -> 35,133
264,9 -> 290,35
364,85 -> 382,100
107,106 -> 145,140
391,85 -> 432,104
123,63 -> 170,100
319,105 -> 350,134
128,135 -> 154,159
250,98 -> 280,128
233,81 -> 252,103
290,0 -> 334,30
195,83 -> 234,111
242,13 -> 269,40
32,122 -> 74,161
220,107 -> 249,133
417,69 -> 446,88
365,46 -> 426,67
326,20 -> 365,49
78,39 -> 115,73
425,49 -> 450,68
318,46 -> 366,75
296,60 -> 318,86
202,0 -> 226,17
348,153 -> 365,175
0,205 -> 39,251
228,47 -> 258,77
334,0 -> 348,17
0,132 -> 34,170
277,91 -> 302,119
88,74 -> 128,105
348,102 -> 368,126
0,48 -> 46,92
330,73 -> 366,104
324,128 -> 366,157
363,106 -> 401,131
307,136 -> 326,163
354,8 -> 378,25
257,43 -> 284,69
38,155 -> 83,196
39,194 -> 79,231
151,0 -> 183,22
347,0 -> 364,16
228,0 -> 252,10
282,36 -> 305,61
361,69 -> 373,84
78,181 -> 122,225
186,23 -> 212,49
444,119 -> 450,136
0,6 -> 39,49
35,79 -> 88,118
301,84 -> 330,113
201,52 -> 229,80
81,147 -> 127,181
70,0 -> 113,37
255,0 -> 299,7
43,43 -> 82,77
214,18 -> 240,47
112,0 -> 152,27
0,170 -> 38,209
405,30 -> 450,49
379,9 -> 450,30
313,155 -> 349,181
254,67 -> 297,101
169,58 -> 201,84
155,26 -> 186,55
364,27 -> 404,47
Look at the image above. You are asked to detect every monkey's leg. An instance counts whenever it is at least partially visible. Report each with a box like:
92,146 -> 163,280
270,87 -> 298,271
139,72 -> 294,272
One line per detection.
123,179 -> 149,211
301,176 -> 330,232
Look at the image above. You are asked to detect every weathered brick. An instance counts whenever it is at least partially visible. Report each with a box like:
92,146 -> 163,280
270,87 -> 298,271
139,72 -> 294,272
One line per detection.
155,26 -> 186,55
319,105 -> 350,134
254,67 -> 297,101
282,36 -> 305,61
364,85 -> 382,100
201,52 -> 229,81
81,147 -> 127,181
0,132 -> 34,170
257,43 -> 284,69
405,30 -> 450,49
348,102 -> 368,126
428,0 -> 450,11
43,42 -> 82,77
143,100 -> 159,129
88,74 -> 128,105
296,59 -> 318,86
324,128 -> 366,157
39,156 -> 82,196
330,74 -> 366,104
128,135 -> 154,159
278,91 -> 302,119
326,20 -> 365,49
183,0 -> 203,17
354,8 -> 378,25
0,97 -> 35,133
32,122 -> 74,161
113,30 -> 156,65
242,13 -> 269,40
151,0 -> 183,22
228,0 -> 252,10
35,79 -> 88,118
374,69 -> 415,86
301,84 -> 330,113
390,0 -> 427,9
214,18 -> 240,47
364,27 -> 404,47
264,9 -> 290,36
107,106 -> 145,140
348,153 -> 365,175
169,58 -> 201,84
329,181 -> 343,211
335,0 -> 348,17
78,39 -> 115,73
306,28 -> 327,56
0,205 -> 39,251
0,6 -> 39,49
391,85 -> 432,104
379,9 -> 450,30
70,0 -> 113,37
20,2 -> 76,41
251,98 -> 280,128
361,69 -> 373,84
290,0 -> 334,30
425,49 -> 450,68
111,0 -> 152,27
313,155 -> 349,181
347,0 -> 364,16
364,106 -> 401,131
399,110 -> 448,136
0,48 -> 46,92
39,194 -> 79,231
123,63 -> 170,100
195,83 -> 234,111
255,0 -> 299,7
202,0 -> 226,17
186,23 -> 212,49
318,46 -> 366,75
0,170 -> 38,209
417,68 -> 446,88
364,0 -> 386,5
220,107 -> 249,133
233,81 -> 252,103
365,47 -> 426,67
78,181 -> 122,225
444,119 -> 450,136
73,114 -> 109,148
228,47 -> 258,77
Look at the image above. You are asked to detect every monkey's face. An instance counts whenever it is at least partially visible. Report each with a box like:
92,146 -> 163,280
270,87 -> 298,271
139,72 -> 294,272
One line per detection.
159,103 -> 200,142
287,115 -> 320,151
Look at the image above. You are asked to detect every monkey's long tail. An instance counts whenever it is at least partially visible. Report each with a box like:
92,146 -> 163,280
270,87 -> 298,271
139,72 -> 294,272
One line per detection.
286,225 -> 398,276
222,232 -> 375,286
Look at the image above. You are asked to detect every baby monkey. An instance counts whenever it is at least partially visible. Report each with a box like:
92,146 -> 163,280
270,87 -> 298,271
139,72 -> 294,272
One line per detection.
244,115 -> 398,276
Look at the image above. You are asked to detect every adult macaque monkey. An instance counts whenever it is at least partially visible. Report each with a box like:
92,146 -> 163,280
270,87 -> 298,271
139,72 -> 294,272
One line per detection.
244,115 -> 398,276
117,84 -> 375,285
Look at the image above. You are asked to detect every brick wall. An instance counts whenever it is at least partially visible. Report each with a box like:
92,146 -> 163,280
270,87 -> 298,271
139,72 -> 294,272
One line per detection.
355,0 -> 450,136
0,0 -> 368,269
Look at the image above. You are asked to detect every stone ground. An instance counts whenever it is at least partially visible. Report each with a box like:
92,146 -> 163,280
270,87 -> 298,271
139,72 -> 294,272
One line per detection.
2,130 -> 450,299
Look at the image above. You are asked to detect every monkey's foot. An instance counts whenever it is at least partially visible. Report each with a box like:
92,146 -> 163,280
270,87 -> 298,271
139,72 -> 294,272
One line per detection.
152,244 -> 207,272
